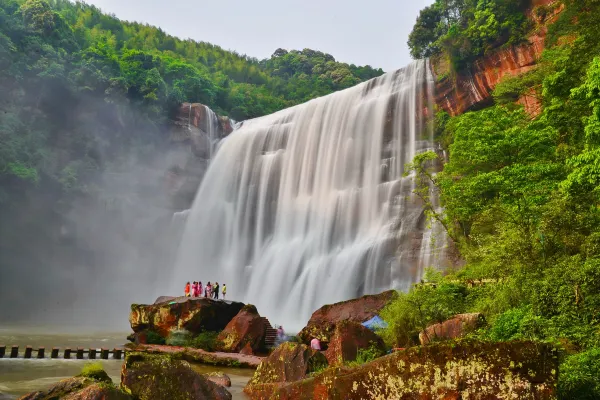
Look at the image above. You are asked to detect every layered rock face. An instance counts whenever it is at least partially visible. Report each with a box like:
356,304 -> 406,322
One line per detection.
419,313 -> 485,345
166,103 -> 234,210
433,0 -> 564,117
215,304 -> 267,354
121,352 -> 232,400
244,341 -> 558,400
298,290 -> 398,344
129,297 -> 244,342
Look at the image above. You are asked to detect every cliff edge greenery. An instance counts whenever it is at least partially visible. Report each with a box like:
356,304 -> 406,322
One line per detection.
383,1 -> 600,399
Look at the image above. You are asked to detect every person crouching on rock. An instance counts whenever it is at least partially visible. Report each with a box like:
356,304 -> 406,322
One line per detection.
222,284 -> 226,300
184,281 -> 191,297
213,282 -> 219,299
311,337 -> 321,351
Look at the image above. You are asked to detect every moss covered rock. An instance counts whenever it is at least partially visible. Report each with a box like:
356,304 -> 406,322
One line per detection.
297,291 -> 397,344
18,375 -> 130,400
129,297 -> 244,342
244,340 -> 558,400
246,342 -> 328,391
215,304 -> 267,354
324,320 -> 385,366
121,352 -> 232,400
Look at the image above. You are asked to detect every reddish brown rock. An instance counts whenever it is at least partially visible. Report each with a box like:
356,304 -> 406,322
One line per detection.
129,297 -> 244,341
433,0 -> 564,117
298,291 -> 398,344
419,313 -> 485,345
324,321 -> 386,366
63,384 -> 131,400
204,373 -> 232,388
18,374 -> 129,400
215,304 -> 267,353
170,103 -> 234,159
246,343 -> 328,390
244,341 -> 558,400
240,342 -> 254,355
121,352 -> 232,400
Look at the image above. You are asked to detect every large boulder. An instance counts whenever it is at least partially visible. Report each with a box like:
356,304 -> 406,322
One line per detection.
121,352 -> 231,400
246,343 -> 328,391
18,374 -> 129,400
419,313 -> 485,345
215,304 -> 267,354
324,321 -> 386,366
244,340 -> 558,400
129,297 -> 244,342
298,290 -> 398,344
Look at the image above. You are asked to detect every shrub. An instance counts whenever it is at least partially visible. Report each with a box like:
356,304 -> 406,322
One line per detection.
487,306 -> 549,342
166,329 -> 192,346
146,330 -> 166,345
79,362 -> 110,383
346,342 -> 386,367
188,331 -> 219,352
559,347 -> 600,400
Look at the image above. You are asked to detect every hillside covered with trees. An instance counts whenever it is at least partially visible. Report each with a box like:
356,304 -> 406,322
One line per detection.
381,0 -> 600,398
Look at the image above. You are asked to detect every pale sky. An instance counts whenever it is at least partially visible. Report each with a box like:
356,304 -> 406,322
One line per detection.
83,0 -> 434,72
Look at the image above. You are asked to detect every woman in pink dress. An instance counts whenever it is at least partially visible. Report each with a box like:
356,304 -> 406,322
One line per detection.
198,281 -> 203,298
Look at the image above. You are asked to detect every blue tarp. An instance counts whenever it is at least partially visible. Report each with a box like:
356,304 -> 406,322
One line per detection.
362,315 -> 388,330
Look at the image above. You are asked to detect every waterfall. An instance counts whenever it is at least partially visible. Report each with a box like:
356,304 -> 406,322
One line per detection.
174,60 -> 446,330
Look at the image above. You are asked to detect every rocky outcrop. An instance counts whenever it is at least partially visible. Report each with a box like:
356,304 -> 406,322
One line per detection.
419,313 -> 485,345
244,340 -> 558,400
215,304 -> 267,354
128,297 -> 244,342
18,373 -> 129,400
298,290 -> 398,344
121,352 -> 232,400
128,343 -> 264,368
204,372 -> 232,388
324,321 -> 386,366
245,343 -> 328,392
170,103 -> 234,159
433,0 -> 564,117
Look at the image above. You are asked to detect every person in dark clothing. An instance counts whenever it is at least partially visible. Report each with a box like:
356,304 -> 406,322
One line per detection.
213,282 -> 220,299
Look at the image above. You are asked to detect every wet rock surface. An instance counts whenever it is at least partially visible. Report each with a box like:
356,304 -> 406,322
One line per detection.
298,290 -> 398,344
129,297 -> 244,341
216,304 -> 267,354
204,372 -> 232,388
324,321 -> 385,366
244,340 -> 558,400
121,352 -> 232,400
419,313 -> 485,345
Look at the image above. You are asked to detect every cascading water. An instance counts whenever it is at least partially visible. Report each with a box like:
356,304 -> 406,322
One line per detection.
174,60 -> 447,330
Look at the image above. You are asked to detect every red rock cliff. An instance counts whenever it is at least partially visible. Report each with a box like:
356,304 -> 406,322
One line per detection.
433,0 -> 564,116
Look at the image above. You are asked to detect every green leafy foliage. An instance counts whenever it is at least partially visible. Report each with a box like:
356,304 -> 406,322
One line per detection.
146,330 -> 166,345
346,342 -> 386,367
187,331 -> 219,352
408,0 -> 530,70
559,348 -> 600,400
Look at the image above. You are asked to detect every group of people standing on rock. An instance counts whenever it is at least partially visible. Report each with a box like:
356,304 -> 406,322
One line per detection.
184,281 -> 226,300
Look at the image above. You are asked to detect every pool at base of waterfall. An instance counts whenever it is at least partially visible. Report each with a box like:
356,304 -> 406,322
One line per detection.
0,328 -> 252,399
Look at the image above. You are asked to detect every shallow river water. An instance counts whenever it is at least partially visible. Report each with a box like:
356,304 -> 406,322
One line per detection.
0,328 -> 252,399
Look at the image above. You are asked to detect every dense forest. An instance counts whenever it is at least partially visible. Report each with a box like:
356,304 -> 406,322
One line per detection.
380,0 -> 600,398
0,0 -> 383,323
